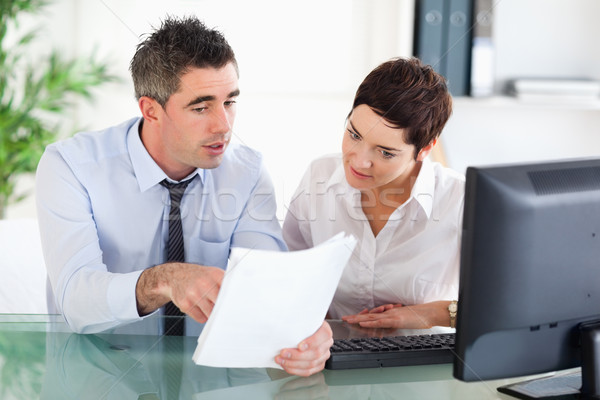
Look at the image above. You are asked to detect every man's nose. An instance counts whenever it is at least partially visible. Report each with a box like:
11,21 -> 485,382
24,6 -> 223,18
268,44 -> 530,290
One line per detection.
209,106 -> 232,134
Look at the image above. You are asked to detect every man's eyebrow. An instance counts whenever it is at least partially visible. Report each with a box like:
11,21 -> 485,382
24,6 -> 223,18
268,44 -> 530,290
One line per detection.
186,95 -> 214,107
185,89 -> 240,108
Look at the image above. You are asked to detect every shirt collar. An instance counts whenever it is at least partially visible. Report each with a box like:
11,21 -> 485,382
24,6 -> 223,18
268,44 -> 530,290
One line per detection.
326,160 -> 348,190
127,117 -> 205,192
410,157 -> 436,219
326,155 -> 436,219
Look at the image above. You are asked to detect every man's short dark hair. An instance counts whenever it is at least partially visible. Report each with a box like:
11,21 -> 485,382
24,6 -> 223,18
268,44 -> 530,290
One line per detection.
351,57 -> 452,159
130,16 -> 238,106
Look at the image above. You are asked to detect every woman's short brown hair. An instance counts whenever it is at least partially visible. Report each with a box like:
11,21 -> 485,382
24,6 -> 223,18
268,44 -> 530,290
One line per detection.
351,57 -> 452,159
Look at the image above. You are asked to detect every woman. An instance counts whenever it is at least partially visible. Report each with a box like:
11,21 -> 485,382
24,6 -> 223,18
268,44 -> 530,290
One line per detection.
282,57 -> 464,329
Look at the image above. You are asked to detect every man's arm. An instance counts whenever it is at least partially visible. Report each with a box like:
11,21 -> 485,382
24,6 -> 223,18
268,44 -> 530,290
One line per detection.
229,159 -> 287,251
135,262 -> 223,323
36,146 -> 143,333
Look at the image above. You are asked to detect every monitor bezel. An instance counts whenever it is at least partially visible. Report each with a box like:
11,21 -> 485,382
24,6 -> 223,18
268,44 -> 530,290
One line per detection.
452,158 -> 600,398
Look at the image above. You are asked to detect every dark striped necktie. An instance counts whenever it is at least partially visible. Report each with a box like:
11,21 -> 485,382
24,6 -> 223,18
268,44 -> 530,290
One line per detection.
160,176 -> 195,336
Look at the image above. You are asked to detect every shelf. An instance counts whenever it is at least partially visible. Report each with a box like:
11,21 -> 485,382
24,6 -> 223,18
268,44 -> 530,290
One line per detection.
453,95 -> 600,111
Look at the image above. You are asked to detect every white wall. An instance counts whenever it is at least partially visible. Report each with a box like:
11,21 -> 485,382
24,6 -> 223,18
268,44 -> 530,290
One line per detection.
6,0 -> 414,220
443,99 -> 600,174
442,0 -> 600,173
6,0 -> 600,219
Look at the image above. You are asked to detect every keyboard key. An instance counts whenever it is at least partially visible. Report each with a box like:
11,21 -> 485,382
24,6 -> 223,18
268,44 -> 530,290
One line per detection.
325,333 -> 455,370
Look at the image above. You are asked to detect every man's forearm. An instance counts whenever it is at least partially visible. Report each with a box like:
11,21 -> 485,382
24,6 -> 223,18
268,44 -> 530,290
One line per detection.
135,264 -> 171,316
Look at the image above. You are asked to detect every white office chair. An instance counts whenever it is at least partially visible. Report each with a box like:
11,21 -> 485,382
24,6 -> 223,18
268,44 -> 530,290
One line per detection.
0,218 -> 49,314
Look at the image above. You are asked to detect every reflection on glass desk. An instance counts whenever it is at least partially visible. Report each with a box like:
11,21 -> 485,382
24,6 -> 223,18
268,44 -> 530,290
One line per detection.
0,314 -> 559,399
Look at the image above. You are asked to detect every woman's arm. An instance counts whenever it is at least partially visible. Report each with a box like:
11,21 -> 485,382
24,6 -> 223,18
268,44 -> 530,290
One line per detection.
341,300 -> 453,329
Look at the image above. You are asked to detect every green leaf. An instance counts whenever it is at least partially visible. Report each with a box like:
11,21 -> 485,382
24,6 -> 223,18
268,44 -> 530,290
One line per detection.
0,0 -> 117,214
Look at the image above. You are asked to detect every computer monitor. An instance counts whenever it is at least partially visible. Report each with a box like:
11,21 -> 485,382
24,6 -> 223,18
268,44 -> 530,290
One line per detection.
453,158 -> 600,399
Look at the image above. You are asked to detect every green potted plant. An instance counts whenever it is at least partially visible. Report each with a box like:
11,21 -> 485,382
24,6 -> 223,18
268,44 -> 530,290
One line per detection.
0,0 -> 117,217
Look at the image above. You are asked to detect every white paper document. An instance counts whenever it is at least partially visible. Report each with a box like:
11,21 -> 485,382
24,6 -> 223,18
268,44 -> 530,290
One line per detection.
192,233 -> 357,369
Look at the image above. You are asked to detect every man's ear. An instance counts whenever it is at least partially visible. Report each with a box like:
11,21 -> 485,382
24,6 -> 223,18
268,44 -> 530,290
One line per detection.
138,96 -> 162,124
416,138 -> 438,162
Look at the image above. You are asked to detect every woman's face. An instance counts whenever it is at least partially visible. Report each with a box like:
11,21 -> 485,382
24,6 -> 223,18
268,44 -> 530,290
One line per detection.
342,104 -> 430,193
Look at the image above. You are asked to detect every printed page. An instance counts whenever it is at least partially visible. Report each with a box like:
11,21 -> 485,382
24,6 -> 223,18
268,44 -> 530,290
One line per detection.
193,233 -> 356,369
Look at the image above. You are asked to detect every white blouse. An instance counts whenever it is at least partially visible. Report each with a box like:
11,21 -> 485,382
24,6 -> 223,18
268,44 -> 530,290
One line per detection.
282,154 -> 465,319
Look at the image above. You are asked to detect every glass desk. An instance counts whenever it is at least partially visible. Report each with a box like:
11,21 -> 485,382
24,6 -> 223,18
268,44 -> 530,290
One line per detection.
0,314 -> 549,399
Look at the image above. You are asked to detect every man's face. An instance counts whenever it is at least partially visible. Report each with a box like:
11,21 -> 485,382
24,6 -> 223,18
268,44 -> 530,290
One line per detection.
155,63 -> 239,177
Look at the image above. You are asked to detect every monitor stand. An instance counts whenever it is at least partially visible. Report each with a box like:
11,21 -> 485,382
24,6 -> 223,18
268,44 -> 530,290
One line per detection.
497,320 -> 600,400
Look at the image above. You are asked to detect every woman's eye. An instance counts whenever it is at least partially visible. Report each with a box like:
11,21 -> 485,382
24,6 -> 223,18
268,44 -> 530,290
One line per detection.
348,130 -> 360,140
381,150 -> 395,159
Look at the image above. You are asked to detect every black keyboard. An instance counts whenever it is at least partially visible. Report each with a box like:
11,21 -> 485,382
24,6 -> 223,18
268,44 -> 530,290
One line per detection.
325,332 -> 455,370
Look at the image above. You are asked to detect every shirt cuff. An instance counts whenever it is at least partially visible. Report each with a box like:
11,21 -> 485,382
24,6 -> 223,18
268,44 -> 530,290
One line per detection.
107,269 -> 145,322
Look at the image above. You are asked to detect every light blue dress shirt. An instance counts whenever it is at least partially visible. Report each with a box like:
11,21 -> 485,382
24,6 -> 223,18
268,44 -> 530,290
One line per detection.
36,117 -> 286,334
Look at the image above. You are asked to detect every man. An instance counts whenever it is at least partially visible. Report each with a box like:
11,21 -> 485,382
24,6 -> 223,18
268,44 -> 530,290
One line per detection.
36,16 -> 331,377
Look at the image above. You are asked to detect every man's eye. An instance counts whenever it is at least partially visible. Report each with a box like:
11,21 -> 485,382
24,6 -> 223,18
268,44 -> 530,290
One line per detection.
224,100 -> 237,106
193,107 -> 208,113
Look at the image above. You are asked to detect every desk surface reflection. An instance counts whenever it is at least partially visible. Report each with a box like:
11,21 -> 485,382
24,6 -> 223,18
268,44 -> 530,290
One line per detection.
0,314 -> 539,399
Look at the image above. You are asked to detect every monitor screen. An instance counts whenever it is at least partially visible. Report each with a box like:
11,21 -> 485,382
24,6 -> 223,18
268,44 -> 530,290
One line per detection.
453,158 -> 600,398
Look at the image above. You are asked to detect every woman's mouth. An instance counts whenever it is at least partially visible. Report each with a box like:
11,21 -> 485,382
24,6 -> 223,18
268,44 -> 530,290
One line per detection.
349,166 -> 371,179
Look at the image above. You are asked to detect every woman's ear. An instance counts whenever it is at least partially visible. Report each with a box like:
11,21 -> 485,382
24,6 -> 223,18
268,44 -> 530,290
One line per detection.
416,138 -> 438,162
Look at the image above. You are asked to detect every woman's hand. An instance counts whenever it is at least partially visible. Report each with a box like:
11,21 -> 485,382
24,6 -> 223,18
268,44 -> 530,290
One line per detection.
341,301 -> 452,329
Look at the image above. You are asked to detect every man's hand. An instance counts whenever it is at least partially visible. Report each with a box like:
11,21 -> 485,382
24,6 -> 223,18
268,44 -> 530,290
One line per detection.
275,321 -> 333,377
135,263 -> 224,322
274,373 -> 329,400
341,301 -> 452,329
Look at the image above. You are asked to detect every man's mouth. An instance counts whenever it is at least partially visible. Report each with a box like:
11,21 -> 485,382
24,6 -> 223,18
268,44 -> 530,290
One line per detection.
204,142 -> 226,155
